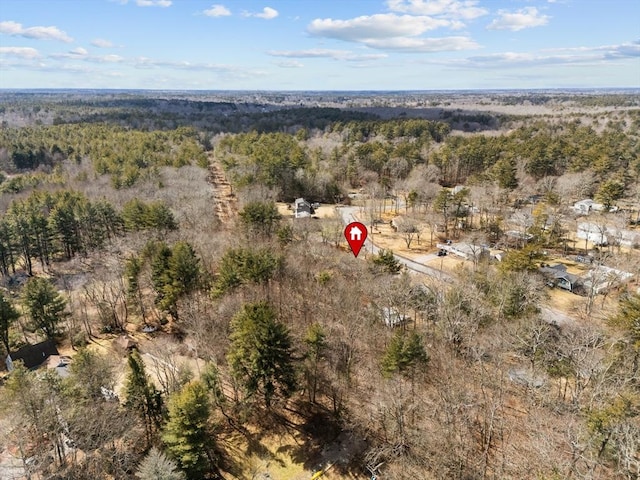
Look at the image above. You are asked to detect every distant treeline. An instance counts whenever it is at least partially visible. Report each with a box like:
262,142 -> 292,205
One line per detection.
490,93 -> 640,107
0,189 -> 176,276
433,119 -> 639,186
218,118 -> 451,201
0,124 -> 207,188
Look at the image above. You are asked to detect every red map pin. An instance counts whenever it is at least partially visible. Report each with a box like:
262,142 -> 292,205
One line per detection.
344,221 -> 368,257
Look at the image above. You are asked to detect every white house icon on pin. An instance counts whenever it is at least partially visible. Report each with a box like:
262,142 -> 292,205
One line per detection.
350,225 -> 363,241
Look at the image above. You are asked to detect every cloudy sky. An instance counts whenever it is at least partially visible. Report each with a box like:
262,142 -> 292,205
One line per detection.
0,0 -> 638,90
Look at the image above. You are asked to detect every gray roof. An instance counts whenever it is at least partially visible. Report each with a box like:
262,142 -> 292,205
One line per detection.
540,264 -> 580,284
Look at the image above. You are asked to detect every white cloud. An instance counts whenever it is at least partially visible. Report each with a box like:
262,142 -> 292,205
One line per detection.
268,49 -> 388,61
435,42 -> 640,69
256,7 -> 278,19
204,4 -> 231,17
386,0 -> 488,20
542,41 -> 640,58
0,20 -> 73,43
69,47 -> 88,56
0,46 -> 40,59
309,14 -> 450,41
136,0 -> 172,7
243,7 -> 279,20
49,51 -> 124,63
365,36 -> 479,52
307,13 -> 479,52
275,60 -> 304,68
487,7 -> 549,32
131,56 -> 265,78
99,54 -> 124,63
91,38 -> 114,48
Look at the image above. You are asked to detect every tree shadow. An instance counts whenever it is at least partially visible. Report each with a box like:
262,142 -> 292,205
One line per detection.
216,401 -> 367,478
285,401 -> 368,476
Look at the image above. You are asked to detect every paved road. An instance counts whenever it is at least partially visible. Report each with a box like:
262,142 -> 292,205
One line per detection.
338,205 -> 453,280
336,206 -> 575,327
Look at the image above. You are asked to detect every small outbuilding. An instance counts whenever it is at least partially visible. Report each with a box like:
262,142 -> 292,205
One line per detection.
293,198 -> 314,218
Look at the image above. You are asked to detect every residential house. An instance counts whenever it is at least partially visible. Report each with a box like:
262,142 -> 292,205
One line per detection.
578,222 -> 640,248
572,199 -> 607,215
577,222 -> 609,246
505,230 -> 534,244
293,198 -> 314,218
540,264 -> 582,293
5,339 -> 59,371
582,265 -> 633,295
381,307 -> 409,327
436,242 -> 488,261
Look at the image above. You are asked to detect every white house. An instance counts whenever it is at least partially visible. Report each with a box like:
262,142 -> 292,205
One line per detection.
381,307 -> 409,327
294,198 -> 312,218
577,223 -> 640,247
603,224 -> 640,247
577,222 -> 608,246
573,199 -> 605,215
582,265 -> 633,294
436,242 -> 488,261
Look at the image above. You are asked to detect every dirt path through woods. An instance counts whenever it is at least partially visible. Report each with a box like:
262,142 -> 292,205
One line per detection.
208,158 -> 237,226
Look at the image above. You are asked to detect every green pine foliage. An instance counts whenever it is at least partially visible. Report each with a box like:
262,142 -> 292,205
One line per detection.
0,291 -> 20,353
608,293 -> 640,351
122,199 -> 178,232
143,241 -> 202,320
68,348 -> 115,401
371,249 -> 402,275
0,124 -> 207,187
238,201 -> 281,237
213,247 -> 282,297
1,190 -> 122,276
125,350 -> 165,443
303,323 -> 327,403
595,179 -> 626,210
21,277 -> 67,339
218,132 -> 308,200
162,381 -> 213,479
381,331 -> 429,378
498,245 -> 543,273
227,302 -> 296,407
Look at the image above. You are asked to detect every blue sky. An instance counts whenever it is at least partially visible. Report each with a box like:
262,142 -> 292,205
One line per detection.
0,0 -> 638,90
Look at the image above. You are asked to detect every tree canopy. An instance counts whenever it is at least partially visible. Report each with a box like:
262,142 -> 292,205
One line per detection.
22,277 -> 67,339
227,302 -> 296,407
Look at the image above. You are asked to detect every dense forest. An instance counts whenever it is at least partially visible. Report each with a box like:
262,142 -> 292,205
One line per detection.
0,91 -> 639,480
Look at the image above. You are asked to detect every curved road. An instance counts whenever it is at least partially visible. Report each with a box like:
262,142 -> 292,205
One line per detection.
336,205 -> 575,328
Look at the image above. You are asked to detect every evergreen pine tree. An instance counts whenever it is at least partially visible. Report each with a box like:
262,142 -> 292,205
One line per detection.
228,302 -> 297,407
162,381 -> 212,479
0,291 -> 20,353
136,447 -> 185,480
22,277 -> 67,339
381,331 -> 429,378
125,350 -> 164,444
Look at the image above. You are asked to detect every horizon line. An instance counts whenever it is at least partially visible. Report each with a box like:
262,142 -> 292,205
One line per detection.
1,87 -> 639,94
